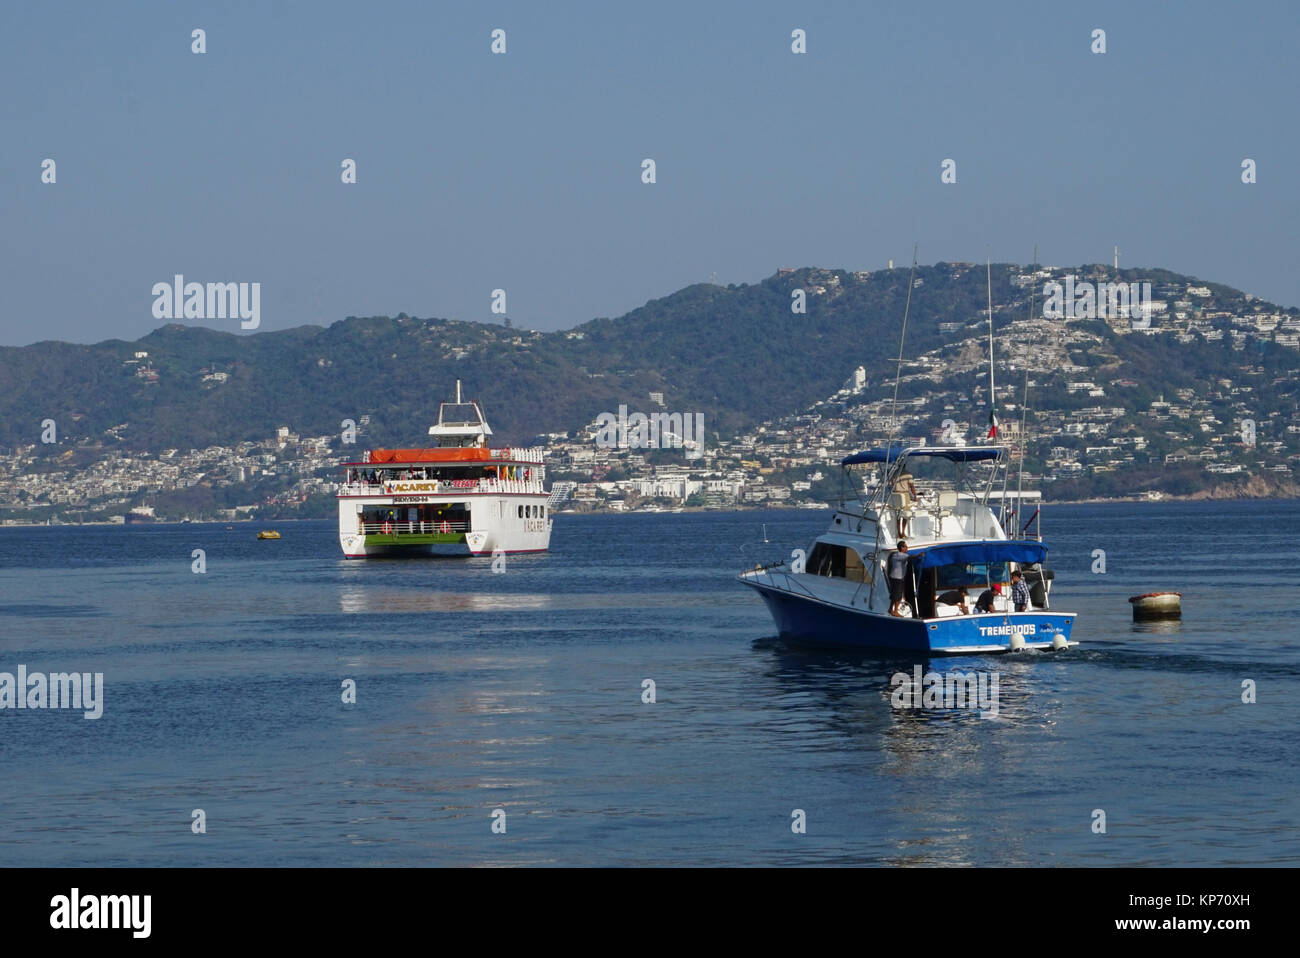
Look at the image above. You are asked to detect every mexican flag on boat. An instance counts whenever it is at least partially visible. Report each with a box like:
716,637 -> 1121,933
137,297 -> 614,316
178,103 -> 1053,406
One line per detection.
987,407 -> 999,439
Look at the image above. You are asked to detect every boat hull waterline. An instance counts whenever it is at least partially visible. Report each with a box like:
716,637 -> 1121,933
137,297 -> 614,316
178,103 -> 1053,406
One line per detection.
742,575 -> 1076,653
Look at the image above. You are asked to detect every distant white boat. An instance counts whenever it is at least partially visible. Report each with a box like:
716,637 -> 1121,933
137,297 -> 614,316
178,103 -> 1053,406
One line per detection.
336,380 -> 552,558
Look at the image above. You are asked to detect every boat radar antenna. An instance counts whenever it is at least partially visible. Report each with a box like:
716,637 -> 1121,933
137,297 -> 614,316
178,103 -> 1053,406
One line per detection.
455,379 -> 463,404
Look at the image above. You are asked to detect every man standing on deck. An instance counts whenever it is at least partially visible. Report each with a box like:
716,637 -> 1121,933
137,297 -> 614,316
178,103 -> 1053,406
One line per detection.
888,540 -> 911,617
893,468 -> 917,538
1010,571 -> 1031,612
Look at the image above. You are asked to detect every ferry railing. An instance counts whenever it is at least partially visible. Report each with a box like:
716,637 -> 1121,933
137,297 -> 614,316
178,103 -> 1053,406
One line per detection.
489,447 -> 546,464
340,479 -> 546,495
360,521 -> 469,535
474,479 -> 545,494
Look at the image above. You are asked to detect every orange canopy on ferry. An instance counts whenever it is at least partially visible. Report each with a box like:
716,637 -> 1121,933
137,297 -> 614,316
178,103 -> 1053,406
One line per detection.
367,448 -> 492,463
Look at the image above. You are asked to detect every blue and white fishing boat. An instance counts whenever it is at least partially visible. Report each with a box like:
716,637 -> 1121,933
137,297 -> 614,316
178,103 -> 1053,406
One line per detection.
738,443 -> 1076,653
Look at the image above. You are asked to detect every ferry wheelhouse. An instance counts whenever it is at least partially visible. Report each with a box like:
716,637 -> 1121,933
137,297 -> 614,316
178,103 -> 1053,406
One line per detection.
336,382 -> 552,558
738,444 -> 1076,654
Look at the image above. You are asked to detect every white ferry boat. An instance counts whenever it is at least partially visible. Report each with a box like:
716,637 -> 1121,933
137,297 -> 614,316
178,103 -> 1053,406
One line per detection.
336,381 -> 553,558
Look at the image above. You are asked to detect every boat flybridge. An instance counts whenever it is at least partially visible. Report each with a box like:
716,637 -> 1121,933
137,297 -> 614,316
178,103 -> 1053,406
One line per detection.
336,381 -> 552,558
738,444 -> 1076,653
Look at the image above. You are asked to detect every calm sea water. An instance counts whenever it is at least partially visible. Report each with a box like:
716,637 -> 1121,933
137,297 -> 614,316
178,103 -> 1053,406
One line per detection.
1,501 -> 1297,866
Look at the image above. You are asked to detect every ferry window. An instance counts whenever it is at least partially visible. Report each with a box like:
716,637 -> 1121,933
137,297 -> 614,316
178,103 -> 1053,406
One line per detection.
440,403 -> 481,426
541,506 -> 545,518
517,506 -> 523,518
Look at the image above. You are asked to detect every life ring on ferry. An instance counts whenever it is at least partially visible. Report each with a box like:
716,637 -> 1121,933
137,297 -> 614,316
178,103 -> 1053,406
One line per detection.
440,520 -> 450,533
382,521 -> 392,534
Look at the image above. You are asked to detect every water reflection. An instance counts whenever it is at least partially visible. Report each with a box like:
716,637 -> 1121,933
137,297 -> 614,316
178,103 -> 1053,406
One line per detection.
1131,618 -> 1183,635
0,603 -> 102,618
753,637 -> 1066,865
338,588 -> 554,614
336,587 -> 735,614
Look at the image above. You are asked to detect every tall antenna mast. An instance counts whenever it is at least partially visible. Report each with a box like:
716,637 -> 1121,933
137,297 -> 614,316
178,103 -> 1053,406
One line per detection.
887,244 -> 919,459
985,253 -> 997,441
456,379 -> 463,403
1016,245 -> 1037,510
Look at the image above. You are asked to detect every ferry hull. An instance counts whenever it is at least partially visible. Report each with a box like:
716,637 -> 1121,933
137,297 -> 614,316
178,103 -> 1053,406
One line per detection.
743,579 -> 1076,654
339,522 -> 550,559
339,533 -> 474,558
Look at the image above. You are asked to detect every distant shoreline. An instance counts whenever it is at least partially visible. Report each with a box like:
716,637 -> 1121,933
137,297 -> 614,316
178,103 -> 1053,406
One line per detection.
5,491 -> 1300,527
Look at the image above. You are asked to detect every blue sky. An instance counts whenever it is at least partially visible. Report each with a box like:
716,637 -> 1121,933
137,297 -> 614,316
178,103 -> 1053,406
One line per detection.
2,0 -> 1296,345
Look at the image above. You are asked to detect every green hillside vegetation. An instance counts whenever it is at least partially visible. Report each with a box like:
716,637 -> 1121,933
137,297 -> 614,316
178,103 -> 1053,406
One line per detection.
3,263 -> 1296,466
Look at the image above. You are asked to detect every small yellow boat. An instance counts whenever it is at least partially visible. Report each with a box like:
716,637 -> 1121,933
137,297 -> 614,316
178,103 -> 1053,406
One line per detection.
257,530 -> 281,540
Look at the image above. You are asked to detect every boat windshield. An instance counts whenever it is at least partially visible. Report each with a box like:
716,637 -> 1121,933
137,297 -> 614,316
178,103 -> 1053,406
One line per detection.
805,542 -> 870,582
438,403 -> 482,426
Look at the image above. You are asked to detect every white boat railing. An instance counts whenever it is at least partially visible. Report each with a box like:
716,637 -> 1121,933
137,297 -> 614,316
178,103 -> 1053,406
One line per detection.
360,521 -> 468,535
474,478 -> 545,495
360,445 -> 546,465
340,478 -> 546,496
489,447 -> 546,464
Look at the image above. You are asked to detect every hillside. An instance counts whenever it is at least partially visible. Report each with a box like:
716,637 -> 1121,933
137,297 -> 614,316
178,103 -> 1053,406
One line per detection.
2,262 -> 1297,460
